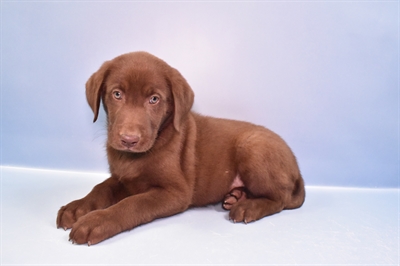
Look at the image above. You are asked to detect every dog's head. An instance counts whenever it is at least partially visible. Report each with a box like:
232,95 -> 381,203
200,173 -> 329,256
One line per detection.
85,52 -> 194,153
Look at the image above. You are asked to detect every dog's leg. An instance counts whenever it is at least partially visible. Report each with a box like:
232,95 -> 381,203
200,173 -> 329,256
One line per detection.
57,177 -> 128,230
223,175 -> 284,221
68,186 -> 190,245
228,130 -> 304,224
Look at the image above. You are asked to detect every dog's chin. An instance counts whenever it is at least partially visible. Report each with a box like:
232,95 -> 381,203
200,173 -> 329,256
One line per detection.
110,141 -> 155,154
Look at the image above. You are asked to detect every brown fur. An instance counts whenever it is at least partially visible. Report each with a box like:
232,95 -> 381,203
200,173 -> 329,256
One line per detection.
57,52 -> 305,245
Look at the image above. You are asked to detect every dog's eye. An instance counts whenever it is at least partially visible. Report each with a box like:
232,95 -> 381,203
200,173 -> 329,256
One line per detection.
113,91 -> 122,99
149,95 -> 159,104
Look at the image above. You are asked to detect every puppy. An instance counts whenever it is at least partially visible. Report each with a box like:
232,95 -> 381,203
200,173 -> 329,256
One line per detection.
57,52 -> 305,245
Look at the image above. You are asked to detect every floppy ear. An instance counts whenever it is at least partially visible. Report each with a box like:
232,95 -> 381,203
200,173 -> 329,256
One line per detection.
85,61 -> 110,122
168,67 -> 194,132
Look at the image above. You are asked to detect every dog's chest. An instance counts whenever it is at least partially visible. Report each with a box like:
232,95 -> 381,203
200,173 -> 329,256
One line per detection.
108,152 -> 147,179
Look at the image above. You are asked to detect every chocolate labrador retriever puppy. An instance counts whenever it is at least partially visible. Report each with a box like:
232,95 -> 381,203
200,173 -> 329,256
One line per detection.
57,52 -> 305,245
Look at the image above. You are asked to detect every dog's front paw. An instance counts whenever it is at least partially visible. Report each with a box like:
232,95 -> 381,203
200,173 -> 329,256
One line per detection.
57,199 -> 95,230
69,210 -> 122,246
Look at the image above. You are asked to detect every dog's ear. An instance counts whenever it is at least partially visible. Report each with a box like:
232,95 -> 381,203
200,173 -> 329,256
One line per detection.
85,61 -> 110,122
168,67 -> 194,132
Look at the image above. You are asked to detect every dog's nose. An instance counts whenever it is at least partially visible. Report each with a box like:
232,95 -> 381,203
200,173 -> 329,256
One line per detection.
120,134 -> 140,148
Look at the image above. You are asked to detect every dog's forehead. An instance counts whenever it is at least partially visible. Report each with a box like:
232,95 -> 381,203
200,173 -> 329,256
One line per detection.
107,61 -> 168,94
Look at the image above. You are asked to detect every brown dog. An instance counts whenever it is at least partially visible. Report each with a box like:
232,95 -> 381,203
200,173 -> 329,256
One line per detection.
57,52 -> 305,245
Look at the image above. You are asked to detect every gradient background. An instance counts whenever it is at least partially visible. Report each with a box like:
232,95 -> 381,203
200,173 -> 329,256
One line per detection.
1,1 -> 398,188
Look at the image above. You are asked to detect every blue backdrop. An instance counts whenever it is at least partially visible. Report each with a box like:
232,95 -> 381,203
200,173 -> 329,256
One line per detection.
1,1 -> 398,188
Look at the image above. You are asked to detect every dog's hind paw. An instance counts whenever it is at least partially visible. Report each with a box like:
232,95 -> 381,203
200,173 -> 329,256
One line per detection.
222,187 -> 247,210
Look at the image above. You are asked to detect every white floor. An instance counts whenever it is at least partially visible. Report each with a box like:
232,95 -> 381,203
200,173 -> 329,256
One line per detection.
1,166 -> 399,265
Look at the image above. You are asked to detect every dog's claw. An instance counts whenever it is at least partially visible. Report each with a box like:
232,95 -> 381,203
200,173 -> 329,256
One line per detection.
88,241 -> 91,247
